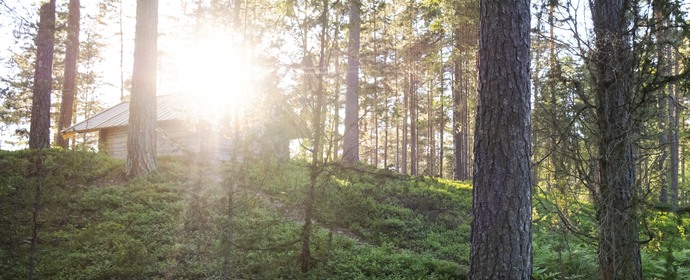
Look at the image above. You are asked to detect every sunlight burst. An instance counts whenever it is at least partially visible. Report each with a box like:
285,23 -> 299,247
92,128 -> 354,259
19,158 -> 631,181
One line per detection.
172,29 -> 256,121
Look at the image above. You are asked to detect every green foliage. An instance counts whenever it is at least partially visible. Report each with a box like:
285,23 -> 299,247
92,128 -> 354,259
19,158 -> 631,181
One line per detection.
0,149 -> 119,279
3,151 -> 689,279
309,243 -> 466,279
532,189 -> 690,279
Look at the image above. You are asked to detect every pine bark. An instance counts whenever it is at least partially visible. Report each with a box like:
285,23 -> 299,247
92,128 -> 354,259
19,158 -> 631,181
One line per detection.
409,71 -> 418,176
56,0 -> 81,149
402,78 -> 408,174
592,0 -> 642,278
126,0 -> 158,178
469,0 -> 532,278
452,31 -> 463,180
343,0 -> 361,163
29,0 -> 56,150
452,25 -> 470,181
670,65 -> 679,211
655,0 -> 669,205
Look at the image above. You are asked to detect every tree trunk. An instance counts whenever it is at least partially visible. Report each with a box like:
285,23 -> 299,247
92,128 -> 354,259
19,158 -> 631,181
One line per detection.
402,80 -> 408,174
655,0 -> 670,205
452,25 -> 470,181
27,153 -> 45,280
439,46 -> 445,178
119,2 -> 125,101
592,0 -> 642,278
300,0 -> 328,270
428,80 -> 434,176
56,0 -> 81,149
384,113 -> 389,168
681,144 -> 686,207
331,56 -> 341,161
374,83 -> 379,167
452,34 -> 462,180
469,0 -> 532,278
29,0 -> 56,150
343,0 -> 361,163
409,71 -> 418,176
126,0 -> 158,178
669,42 -> 679,212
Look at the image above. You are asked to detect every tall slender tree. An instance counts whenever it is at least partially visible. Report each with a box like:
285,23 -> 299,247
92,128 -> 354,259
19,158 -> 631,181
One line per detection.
56,0 -> 81,149
591,0 -> 642,278
29,0 -> 56,150
126,0 -> 158,178
343,0 -> 361,163
469,0 -> 532,278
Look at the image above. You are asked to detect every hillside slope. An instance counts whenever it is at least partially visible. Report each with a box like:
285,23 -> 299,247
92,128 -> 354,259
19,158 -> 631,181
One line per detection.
1,150 -> 688,279
0,150 -> 469,279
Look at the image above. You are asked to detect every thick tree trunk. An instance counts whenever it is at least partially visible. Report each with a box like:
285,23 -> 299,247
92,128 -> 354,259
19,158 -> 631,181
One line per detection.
56,0 -> 80,149
126,0 -> 158,178
343,0 -> 361,163
29,0 -> 56,150
592,0 -> 642,278
469,0 -> 532,278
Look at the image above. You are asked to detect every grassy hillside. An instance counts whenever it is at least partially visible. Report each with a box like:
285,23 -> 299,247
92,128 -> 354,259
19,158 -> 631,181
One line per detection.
1,150 -> 688,279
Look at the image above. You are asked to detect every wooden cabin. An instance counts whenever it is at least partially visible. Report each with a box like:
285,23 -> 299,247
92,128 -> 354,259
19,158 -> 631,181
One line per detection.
61,95 -> 237,160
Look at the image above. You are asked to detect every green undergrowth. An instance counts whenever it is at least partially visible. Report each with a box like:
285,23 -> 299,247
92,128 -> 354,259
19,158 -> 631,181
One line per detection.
531,189 -> 690,279
1,150 -> 688,279
0,151 -> 469,279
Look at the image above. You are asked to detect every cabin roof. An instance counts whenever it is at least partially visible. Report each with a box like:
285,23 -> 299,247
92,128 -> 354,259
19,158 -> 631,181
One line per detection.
61,95 -> 186,134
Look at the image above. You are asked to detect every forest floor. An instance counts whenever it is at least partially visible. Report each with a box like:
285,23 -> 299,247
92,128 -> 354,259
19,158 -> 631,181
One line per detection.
0,150 -> 688,279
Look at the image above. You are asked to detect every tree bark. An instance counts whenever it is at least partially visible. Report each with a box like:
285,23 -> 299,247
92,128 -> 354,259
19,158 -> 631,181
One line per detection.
300,0 -> 328,271
343,0 -> 361,163
439,45 -> 445,177
469,0 -> 532,278
29,0 -> 56,150
126,0 -> 158,178
452,25 -> 470,181
428,80 -> 434,176
402,77 -> 408,174
592,0 -> 642,278
409,71 -> 418,176
669,56 -> 681,212
331,56 -> 341,161
654,0 -> 670,205
56,0 -> 81,149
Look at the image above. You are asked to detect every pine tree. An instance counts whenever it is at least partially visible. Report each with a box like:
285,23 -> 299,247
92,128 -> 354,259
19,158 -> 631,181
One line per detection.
126,0 -> 158,178
29,0 -> 56,150
592,0 -> 642,278
56,0 -> 80,149
469,0 -> 532,278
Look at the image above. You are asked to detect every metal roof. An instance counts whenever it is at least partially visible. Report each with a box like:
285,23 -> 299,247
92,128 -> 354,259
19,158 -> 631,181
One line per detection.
62,95 -> 186,134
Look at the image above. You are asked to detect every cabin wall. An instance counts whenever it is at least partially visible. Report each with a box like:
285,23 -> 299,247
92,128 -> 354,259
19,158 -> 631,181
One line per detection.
100,126 -> 128,158
98,121 -> 233,160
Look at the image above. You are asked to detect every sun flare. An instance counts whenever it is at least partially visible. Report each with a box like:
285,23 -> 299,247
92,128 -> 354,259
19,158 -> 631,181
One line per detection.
169,29 -> 257,121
